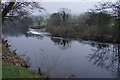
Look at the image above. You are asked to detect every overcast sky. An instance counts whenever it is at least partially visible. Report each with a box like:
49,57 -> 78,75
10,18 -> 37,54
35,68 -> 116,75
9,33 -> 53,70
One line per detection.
3,0 -> 117,15
42,2 -> 97,13
41,0 -> 116,2
3,0 -> 116,2
33,2 -> 99,15
27,0 -> 117,15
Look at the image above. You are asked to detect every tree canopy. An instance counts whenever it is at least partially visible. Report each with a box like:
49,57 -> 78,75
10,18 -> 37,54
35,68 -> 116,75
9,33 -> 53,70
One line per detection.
2,1 -> 43,22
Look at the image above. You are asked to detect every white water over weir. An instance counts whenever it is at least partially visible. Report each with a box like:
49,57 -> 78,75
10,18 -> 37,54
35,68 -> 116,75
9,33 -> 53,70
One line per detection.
27,28 -> 50,36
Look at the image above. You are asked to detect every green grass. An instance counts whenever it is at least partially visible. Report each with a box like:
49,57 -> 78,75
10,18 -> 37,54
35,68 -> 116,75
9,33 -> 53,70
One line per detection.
32,22 -> 47,27
2,62 -> 43,78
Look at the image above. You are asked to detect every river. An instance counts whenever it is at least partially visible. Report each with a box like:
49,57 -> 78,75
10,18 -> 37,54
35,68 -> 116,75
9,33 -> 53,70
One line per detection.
2,27 -> 120,78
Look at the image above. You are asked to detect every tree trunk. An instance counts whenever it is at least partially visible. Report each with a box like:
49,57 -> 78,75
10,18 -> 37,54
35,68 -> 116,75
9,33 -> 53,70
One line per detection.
118,10 -> 120,43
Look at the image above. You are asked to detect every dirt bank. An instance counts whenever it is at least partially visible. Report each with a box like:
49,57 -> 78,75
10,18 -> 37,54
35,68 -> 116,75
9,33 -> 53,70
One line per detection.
2,40 -> 29,68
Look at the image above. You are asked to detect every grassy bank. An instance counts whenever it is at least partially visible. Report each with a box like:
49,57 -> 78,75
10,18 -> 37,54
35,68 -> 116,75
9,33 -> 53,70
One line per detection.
2,40 -> 43,78
2,62 -> 42,78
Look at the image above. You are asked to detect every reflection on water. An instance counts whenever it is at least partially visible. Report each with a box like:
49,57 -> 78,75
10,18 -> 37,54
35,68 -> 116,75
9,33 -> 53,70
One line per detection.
2,22 -> 44,40
2,22 -> 120,78
88,43 -> 120,78
26,33 -> 44,40
2,18 -> 28,37
51,38 -> 71,50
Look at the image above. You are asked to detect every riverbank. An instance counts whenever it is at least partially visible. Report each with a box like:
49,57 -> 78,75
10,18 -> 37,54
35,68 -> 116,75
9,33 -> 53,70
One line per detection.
46,25 -> 119,44
45,30 -> 118,44
2,40 -> 29,67
28,28 -> 117,44
2,39 -> 43,78
2,62 -> 42,78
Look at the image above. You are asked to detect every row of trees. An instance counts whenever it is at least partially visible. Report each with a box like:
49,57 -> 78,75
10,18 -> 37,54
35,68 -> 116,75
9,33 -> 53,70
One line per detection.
2,1 -> 120,43
46,0 -> 120,43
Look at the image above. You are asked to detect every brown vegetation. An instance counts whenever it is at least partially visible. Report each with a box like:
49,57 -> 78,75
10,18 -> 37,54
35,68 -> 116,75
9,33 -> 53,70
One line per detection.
2,40 -> 29,68
46,1 -> 120,43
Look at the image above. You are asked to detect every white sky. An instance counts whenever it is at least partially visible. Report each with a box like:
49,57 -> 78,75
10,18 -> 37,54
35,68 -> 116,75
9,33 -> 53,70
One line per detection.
32,0 -> 117,15
2,0 -> 118,15
2,0 -> 117,2
40,2 -> 97,14
41,0 -> 117,2
32,2 -> 99,15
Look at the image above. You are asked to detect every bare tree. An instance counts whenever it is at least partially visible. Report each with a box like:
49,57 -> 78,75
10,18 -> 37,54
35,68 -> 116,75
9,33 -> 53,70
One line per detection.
2,1 -> 43,22
92,0 -> 120,43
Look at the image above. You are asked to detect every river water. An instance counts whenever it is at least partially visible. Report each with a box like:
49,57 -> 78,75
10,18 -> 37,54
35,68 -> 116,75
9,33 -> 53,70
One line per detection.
2,27 -> 120,78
